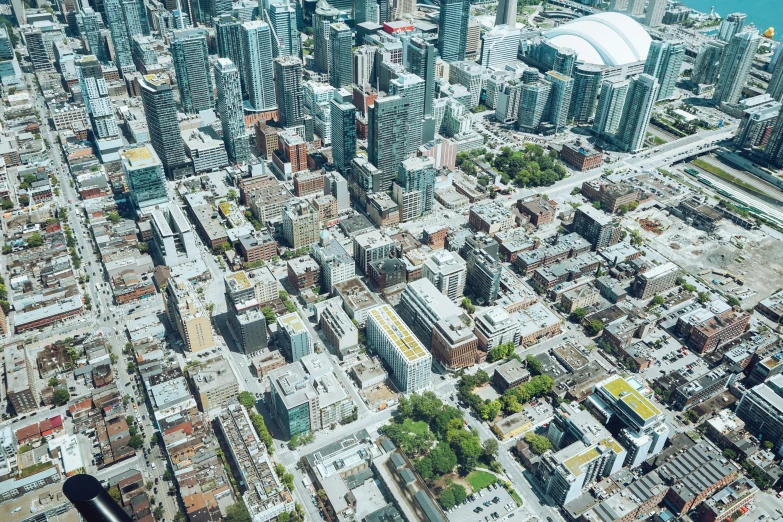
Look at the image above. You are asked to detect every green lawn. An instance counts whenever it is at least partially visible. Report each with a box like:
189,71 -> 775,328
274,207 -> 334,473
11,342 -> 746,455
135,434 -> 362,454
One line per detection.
401,418 -> 429,436
466,470 -> 497,491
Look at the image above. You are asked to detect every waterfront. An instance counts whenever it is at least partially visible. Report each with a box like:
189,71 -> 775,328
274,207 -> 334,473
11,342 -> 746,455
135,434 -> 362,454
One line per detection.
682,0 -> 783,34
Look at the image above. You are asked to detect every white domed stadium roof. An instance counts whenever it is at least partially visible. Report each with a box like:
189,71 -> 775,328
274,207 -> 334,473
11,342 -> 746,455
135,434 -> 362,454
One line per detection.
543,12 -> 652,66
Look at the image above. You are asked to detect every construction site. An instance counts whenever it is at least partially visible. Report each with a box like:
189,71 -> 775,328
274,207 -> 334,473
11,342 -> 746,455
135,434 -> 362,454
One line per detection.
622,205 -> 782,307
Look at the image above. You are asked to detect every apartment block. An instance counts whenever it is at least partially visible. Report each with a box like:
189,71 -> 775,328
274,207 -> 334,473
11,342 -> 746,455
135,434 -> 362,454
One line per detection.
632,261 -> 679,299
164,275 -> 215,352
269,353 -> 354,437
278,313 -> 313,362
366,305 -> 431,392
190,357 -> 240,411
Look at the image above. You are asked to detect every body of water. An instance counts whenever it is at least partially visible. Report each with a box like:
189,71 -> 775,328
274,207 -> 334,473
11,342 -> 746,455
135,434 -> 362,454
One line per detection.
682,0 -> 783,35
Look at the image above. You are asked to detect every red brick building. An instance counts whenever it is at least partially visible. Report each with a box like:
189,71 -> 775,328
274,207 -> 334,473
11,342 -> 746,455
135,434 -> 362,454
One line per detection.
423,226 -> 448,249
517,197 -> 555,227
287,256 -> 320,293
294,170 -> 324,197
237,233 -> 277,263
560,142 -> 603,171
677,308 -> 751,354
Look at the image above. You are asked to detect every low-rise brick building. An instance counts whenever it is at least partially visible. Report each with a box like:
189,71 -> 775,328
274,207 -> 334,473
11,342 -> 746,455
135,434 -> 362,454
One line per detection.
560,142 -> 603,171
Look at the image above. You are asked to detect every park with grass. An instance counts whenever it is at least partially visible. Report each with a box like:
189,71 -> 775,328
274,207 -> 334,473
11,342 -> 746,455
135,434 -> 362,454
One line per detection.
381,392 -> 512,510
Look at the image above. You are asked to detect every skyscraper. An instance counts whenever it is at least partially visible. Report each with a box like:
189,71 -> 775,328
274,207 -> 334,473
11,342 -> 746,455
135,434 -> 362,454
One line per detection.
643,40 -> 685,100
437,0 -> 469,62
713,30 -> 761,105
121,144 -> 168,211
553,47 -> 576,78
140,74 -> 189,178
103,0 -> 134,70
546,71 -> 573,132
120,0 -> 149,38
608,0 -> 628,12
242,21 -> 276,112
354,0 -> 378,24
389,73 -> 425,154
569,64 -> 603,123
79,7 -> 109,63
368,95 -> 410,191
406,37 -> 436,117
215,58 -> 251,165
171,29 -> 214,113
616,74 -> 659,153
330,99 -> 356,173
274,56 -> 304,127
313,0 -> 339,75
593,78 -> 630,138
329,22 -> 352,88
517,81 -> 550,132
377,0 -> 391,24
265,0 -> 299,58
494,0 -> 517,28
769,58 -> 783,102
629,0 -> 644,16
692,40 -> 725,86
480,25 -> 521,68
643,0 -> 666,27
396,156 -> 435,217
78,54 -> 123,160
764,108 -> 783,168
215,15 -> 246,93
208,0 -> 232,19
718,12 -> 747,42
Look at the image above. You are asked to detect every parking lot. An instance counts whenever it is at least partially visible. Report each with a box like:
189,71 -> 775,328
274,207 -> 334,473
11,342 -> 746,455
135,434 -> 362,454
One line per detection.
447,483 -> 519,522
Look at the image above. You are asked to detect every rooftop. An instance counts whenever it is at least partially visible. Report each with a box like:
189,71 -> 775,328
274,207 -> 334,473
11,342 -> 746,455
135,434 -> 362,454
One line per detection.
600,376 -> 660,422
369,305 -> 429,363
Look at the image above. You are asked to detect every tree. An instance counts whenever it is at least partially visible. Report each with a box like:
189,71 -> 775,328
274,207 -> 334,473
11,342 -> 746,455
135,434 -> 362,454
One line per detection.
27,232 -> 44,247
569,307 -> 587,323
586,320 -> 604,336
726,296 -> 741,307
1,199 -> 13,210
227,189 -> 237,201
487,341 -> 515,362
127,415 -> 136,426
683,410 -> 698,423
173,512 -> 185,522
107,211 -> 121,224
146,480 -> 154,490
18,195 -> 29,207
127,362 -> 137,374
238,391 -> 256,409
461,297 -> 475,314
525,355 -> 542,375
225,503 -> 252,522
440,487 -> 456,510
52,388 -> 70,405
261,306 -> 276,325
137,242 -> 149,253
697,292 -> 710,304
651,295 -> 665,306
128,435 -> 145,448
629,230 -> 643,247
762,440 -> 773,450
163,469 -> 173,481
592,201 -> 601,209
524,432 -> 552,455
108,486 -> 121,503
483,438 -> 499,461
48,376 -> 60,387
723,448 -> 737,460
